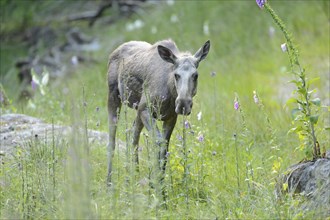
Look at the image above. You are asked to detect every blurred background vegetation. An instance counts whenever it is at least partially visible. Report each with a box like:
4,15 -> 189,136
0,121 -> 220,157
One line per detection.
0,0 -> 329,219
1,0 -> 328,147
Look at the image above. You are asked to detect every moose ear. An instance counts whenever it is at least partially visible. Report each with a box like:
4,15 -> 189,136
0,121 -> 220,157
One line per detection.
157,45 -> 177,64
194,40 -> 210,63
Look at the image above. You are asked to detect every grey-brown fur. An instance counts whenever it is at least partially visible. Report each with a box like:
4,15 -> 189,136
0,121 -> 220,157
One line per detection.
107,39 -> 210,185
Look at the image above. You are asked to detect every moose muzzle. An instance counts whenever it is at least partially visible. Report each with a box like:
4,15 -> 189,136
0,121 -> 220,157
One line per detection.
175,98 -> 193,115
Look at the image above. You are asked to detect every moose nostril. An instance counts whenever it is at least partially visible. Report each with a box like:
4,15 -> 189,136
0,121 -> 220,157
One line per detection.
187,99 -> 192,109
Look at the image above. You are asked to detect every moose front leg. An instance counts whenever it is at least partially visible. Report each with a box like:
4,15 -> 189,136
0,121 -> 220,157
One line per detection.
138,108 -> 165,179
138,109 -> 162,141
157,116 -> 177,205
160,116 -> 177,173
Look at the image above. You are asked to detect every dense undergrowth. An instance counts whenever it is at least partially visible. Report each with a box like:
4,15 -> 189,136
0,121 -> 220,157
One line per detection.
1,0 -> 329,219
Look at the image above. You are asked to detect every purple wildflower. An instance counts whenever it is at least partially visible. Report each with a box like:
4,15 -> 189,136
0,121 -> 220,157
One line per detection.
184,120 -> 190,129
31,80 -> 38,91
281,43 -> 287,52
234,101 -> 240,110
176,134 -> 182,141
210,71 -> 216,77
165,151 -> 170,158
256,0 -> 267,9
197,132 -> 204,142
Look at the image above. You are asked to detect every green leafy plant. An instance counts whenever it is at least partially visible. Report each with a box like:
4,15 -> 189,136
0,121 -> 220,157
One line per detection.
27,68 -> 50,109
31,68 -> 49,96
257,0 -> 322,160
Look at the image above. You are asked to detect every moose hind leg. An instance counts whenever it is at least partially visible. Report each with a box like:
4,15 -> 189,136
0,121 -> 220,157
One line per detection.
107,84 -> 121,186
132,114 -> 144,171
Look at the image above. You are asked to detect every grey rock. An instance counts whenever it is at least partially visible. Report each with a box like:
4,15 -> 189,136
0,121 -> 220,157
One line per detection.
277,158 -> 330,218
0,114 -> 123,158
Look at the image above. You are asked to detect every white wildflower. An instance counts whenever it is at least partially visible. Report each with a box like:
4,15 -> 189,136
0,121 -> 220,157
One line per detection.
197,111 -> 202,121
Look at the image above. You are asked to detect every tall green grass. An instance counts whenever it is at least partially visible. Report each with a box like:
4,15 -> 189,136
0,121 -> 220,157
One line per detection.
1,0 -> 329,219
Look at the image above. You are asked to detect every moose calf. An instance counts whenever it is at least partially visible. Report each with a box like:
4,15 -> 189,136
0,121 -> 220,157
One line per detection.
107,39 -> 210,185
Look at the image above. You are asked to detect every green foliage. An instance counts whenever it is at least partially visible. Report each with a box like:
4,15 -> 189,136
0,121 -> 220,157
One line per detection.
263,1 -> 324,160
1,130 -> 68,218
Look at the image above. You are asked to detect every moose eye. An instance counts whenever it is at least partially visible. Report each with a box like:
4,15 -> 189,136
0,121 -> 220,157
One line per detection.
192,73 -> 198,82
174,73 -> 180,81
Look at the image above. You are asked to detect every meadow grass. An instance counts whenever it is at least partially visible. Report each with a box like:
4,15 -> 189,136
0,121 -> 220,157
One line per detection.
1,0 -> 329,219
